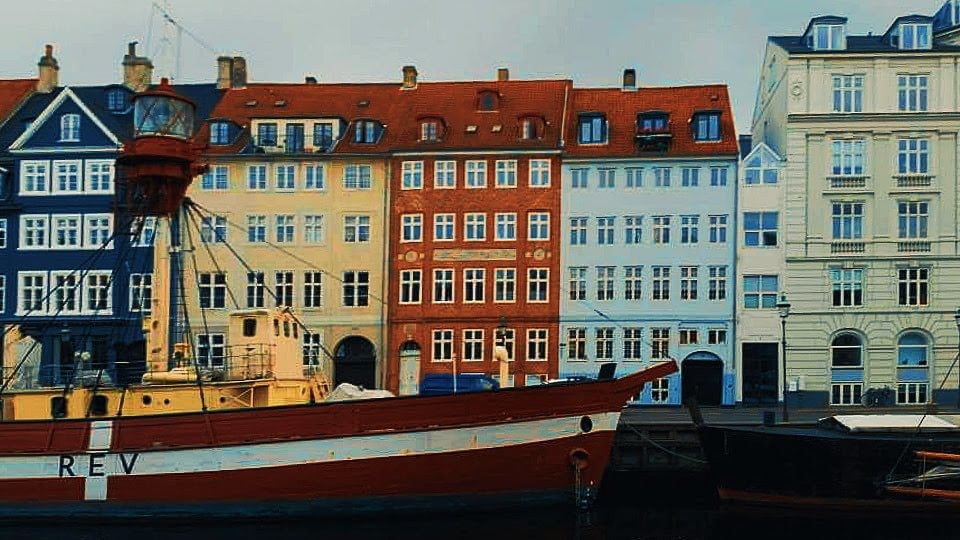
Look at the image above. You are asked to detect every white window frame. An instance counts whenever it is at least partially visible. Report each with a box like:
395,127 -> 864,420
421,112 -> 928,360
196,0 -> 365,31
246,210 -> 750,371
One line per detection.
401,161 -> 423,190
129,272 -> 153,313
464,213 -> 486,241
19,215 -> 50,250
304,215 -> 324,244
247,165 -> 268,191
526,329 -> 548,362
434,213 -> 455,242
496,160 -> 517,188
527,211 -> 549,241
83,271 -> 113,314
832,75 -> 864,113
432,329 -> 454,362
274,164 -> 296,191
52,160 -> 82,194
50,271 -> 80,315
464,268 -> 485,304
343,215 -> 371,243
20,160 -> 50,195
401,214 -> 423,243
0,218 -> 6,248
131,217 -> 157,247
432,268 -> 454,304
399,269 -> 422,305
18,271 -> 47,315
495,213 -> 517,241
527,268 -> 549,303
528,159 -> 551,187
462,329 -> 485,362
51,214 -> 82,249
85,160 -> 114,193
494,267 -> 516,303
60,113 -> 80,142
275,214 -> 295,243
434,160 -> 456,189
303,271 -> 323,308
465,160 -> 487,188
305,164 -> 325,190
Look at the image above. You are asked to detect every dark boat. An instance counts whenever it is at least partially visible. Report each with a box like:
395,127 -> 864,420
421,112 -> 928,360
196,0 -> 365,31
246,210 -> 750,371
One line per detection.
698,414 -> 960,511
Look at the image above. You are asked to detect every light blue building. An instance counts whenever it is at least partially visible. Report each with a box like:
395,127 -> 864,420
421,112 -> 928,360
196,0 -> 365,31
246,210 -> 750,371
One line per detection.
560,74 -> 740,405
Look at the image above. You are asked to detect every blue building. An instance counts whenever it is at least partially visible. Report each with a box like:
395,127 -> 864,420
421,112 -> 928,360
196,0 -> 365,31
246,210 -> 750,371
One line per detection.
559,72 -> 740,405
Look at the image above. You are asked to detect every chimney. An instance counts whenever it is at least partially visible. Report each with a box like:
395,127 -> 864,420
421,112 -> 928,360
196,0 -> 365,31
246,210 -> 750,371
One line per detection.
401,65 -> 418,89
36,44 -> 59,94
305,76 -> 317,85
622,68 -> 637,91
231,56 -> 247,88
122,41 -> 154,92
216,56 -> 233,90
497,67 -> 509,82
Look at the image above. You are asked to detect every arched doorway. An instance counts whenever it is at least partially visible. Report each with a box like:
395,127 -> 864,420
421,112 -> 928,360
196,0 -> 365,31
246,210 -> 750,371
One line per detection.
682,352 -> 723,406
334,336 -> 377,389
398,341 -> 422,396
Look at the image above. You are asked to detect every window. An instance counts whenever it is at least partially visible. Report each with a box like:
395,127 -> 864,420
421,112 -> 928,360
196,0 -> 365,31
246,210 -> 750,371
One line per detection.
353,120 -> 378,143
21,161 -> 49,194
247,165 -> 267,190
898,23 -> 931,50
494,268 -> 516,302
20,215 -> 49,249
246,271 -> 265,308
709,167 -> 728,186
0,219 -> 5,248
680,215 -> 699,244
651,328 -> 670,359
597,217 -> 615,245
569,267 -> 587,301
832,202 -> 863,239
462,329 -> 484,361
0,275 -> 4,313
624,216 -> 642,244
708,215 -> 727,243
832,75 -> 863,113
434,161 -> 456,188
526,329 -> 548,362
831,333 -> 863,368
496,160 -> 517,187
831,140 -> 865,176
626,168 -> 643,187
743,212 -> 778,247
60,114 -> 80,142
303,271 -> 322,308
651,378 -> 670,403
744,153 -> 778,184
595,266 -> 615,301
432,329 -> 454,362
654,167 -> 671,187
197,334 -> 226,368
897,332 -> 928,367
275,215 -> 295,243
813,23 -> 845,50
623,328 -> 642,360
210,122 -> 230,144
434,214 -> 455,241
496,213 -> 517,241
433,269 -> 454,303
402,161 -> 423,189
85,214 -> 112,249
401,214 -> 423,242
303,333 -> 323,366
898,201 -> 928,239
653,216 -> 670,244
200,166 -> 228,191
595,328 -> 614,360
679,329 -> 699,345
344,165 -> 372,189
85,161 -> 113,193
708,329 -> 727,345
274,165 -> 295,191
53,161 -> 80,193
708,266 -> 727,301
52,215 -> 81,248
528,212 -> 549,241
342,271 -> 369,307
680,266 -> 698,300
129,273 -> 152,313
131,217 -> 156,247
84,272 -> 111,312
898,75 -> 928,111
400,269 -> 422,304
198,273 -> 227,309
257,123 -> 278,146
304,215 -> 323,244
201,215 -> 227,243
464,268 -> 485,303
466,161 -> 487,188
898,383 -> 929,405
598,168 -> 615,188
247,215 -> 266,243
421,121 -> 439,142
898,139 -> 929,175
521,119 -> 537,140
107,88 -> 127,112
527,268 -> 548,303
571,168 -> 589,188
314,122 -> 334,151
692,113 -> 721,141
831,268 -> 863,307
51,272 -> 79,314
464,213 -> 486,241
578,114 -> 607,144
832,383 -> 863,406
638,113 -> 668,132
305,165 -> 325,190
898,267 -> 929,306
567,328 -> 587,360
681,167 -> 699,187
19,273 -> 45,313
344,215 -> 371,243
529,160 -> 550,187
743,275 -> 778,309
652,266 -> 670,300
569,217 -> 587,245
479,92 -> 497,111
624,266 -> 642,301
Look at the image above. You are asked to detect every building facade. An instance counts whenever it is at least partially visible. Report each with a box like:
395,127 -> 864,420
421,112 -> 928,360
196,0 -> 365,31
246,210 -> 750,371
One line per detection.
560,72 -> 740,405
753,8 -> 960,406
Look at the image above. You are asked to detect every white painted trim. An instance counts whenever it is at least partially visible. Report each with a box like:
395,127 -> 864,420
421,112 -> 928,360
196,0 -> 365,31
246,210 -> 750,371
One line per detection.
9,88 -> 121,150
392,150 -> 562,157
9,147 -> 118,154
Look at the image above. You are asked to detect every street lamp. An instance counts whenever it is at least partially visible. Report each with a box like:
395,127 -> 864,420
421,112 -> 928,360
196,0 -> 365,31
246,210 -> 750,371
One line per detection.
776,293 -> 791,422
954,308 -> 960,409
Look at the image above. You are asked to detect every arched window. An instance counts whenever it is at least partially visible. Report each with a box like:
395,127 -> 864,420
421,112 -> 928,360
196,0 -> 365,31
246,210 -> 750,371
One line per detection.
831,333 -> 862,367
897,332 -> 928,366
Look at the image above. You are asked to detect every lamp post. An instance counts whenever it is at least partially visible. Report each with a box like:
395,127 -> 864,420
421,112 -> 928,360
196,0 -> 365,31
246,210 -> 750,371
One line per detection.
776,293 -> 791,422
954,308 -> 960,409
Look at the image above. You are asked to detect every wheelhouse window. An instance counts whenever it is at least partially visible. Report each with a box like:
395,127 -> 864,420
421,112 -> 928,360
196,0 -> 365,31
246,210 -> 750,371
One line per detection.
692,112 -> 720,141
578,114 -> 607,144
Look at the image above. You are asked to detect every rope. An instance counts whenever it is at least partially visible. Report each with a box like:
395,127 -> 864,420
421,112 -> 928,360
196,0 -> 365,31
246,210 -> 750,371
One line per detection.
627,425 -> 708,465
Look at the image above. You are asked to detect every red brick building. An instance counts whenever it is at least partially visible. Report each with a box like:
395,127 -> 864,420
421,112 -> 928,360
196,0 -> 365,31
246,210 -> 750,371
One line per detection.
386,68 -> 570,393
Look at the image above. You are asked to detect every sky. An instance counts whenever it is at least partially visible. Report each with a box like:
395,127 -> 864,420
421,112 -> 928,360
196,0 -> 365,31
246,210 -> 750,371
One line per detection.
0,0 -> 944,132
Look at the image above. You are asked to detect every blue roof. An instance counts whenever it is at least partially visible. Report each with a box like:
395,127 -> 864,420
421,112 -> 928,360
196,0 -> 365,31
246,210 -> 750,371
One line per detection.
769,35 -> 960,54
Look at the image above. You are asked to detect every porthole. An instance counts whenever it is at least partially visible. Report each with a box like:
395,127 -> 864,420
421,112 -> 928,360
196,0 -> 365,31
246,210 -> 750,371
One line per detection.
580,416 -> 593,433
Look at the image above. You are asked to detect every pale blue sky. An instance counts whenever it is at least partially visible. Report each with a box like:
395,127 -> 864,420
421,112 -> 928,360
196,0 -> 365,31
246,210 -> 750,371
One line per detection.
0,0 -> 944,132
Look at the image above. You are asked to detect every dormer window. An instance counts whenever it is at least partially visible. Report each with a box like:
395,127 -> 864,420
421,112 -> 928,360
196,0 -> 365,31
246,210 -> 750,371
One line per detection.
898,23 -> 932,50
354,120 -> 380,144
210,122 -> 230,145
638,112 -> 669,133
314,122 -> 335,152
478,91 -> 498,111
577,113 -> 607,144
60,114 -> 80,142
106,88 -> 128,112
421,121 -> 439,142
692,112 -> 721,142
257,123 -> 278,146
519,116 -> 543,140
812,24 -> 845,50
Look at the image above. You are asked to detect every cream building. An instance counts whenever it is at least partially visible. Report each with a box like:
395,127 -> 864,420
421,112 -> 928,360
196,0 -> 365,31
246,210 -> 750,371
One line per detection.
752,8 -> 960,407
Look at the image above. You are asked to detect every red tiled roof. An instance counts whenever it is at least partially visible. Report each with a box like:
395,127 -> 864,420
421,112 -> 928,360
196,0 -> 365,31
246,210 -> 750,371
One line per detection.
564,85 -> 739,158
0,79 -> 36,126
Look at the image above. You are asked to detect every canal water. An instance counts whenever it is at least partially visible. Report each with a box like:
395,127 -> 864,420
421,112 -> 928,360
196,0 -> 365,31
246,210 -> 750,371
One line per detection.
1,475 -> 957,539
